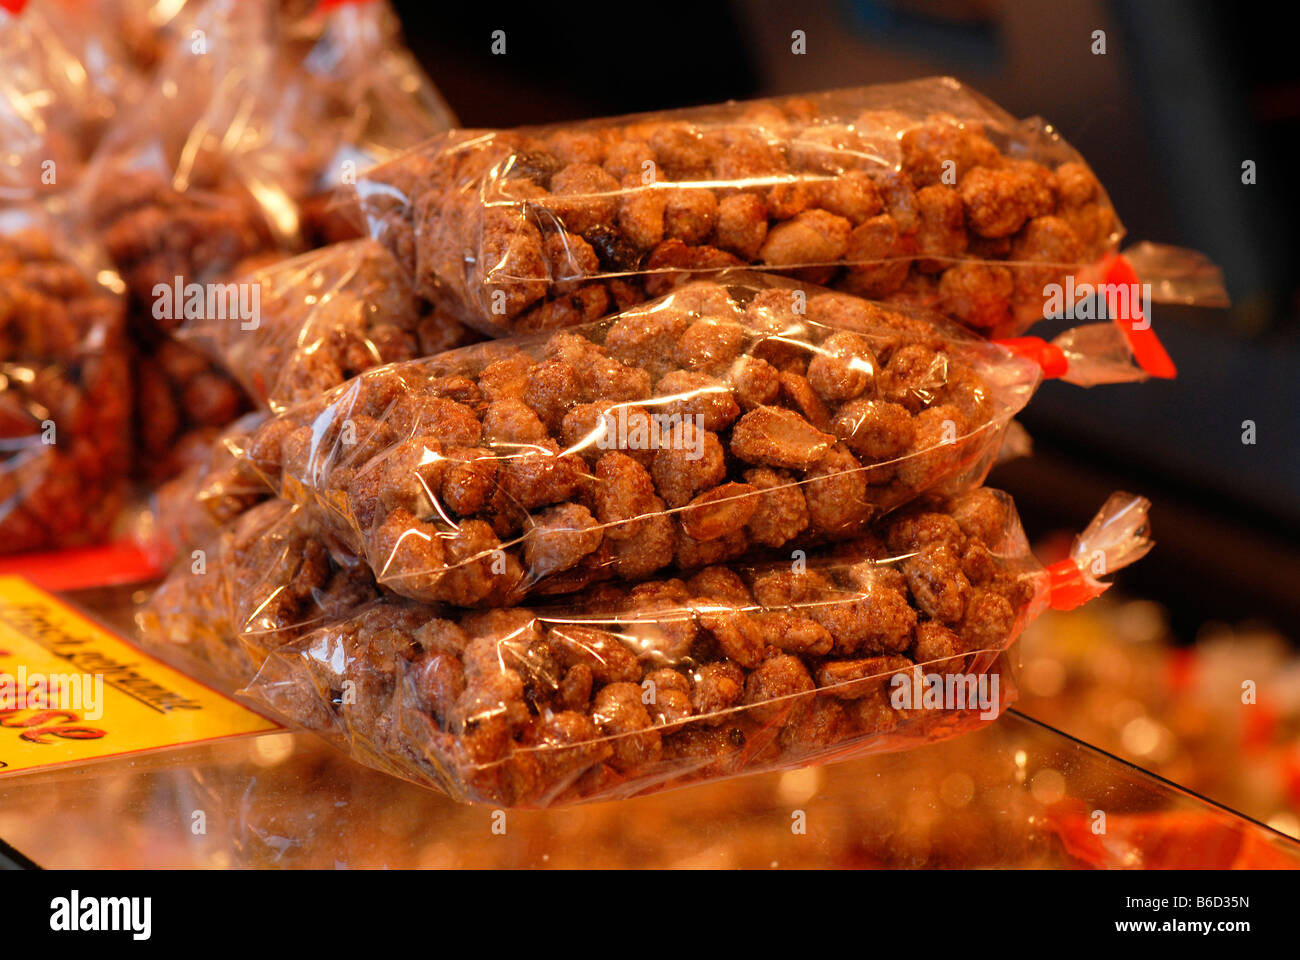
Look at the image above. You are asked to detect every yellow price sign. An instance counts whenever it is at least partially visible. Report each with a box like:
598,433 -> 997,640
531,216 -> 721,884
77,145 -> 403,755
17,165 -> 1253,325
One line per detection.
0,576 -> 278,776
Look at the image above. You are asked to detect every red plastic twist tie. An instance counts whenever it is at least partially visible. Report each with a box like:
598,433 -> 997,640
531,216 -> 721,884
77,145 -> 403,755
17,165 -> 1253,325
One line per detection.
1102,253 -> 1177,379
993,336 -> 1068,379
317,0 -> 380,10
1046,558 -> 1108,611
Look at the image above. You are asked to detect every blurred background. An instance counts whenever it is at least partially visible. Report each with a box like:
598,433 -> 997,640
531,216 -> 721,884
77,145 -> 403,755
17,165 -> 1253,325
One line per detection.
393,0 -> 1300,640
387,0 -> 1300,829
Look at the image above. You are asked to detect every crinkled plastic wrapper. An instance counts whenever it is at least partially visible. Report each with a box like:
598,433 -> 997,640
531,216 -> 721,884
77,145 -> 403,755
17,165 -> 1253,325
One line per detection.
0,0 -> 142,201
232,272 -> 1149,606
137,497 -> 378,682
78,0 -> 455,319
153,411 -> 273,553
239,487 -> 1152,806
355,76 -> 1129,338
184,239 -> 481,413
0,211 -> 130,552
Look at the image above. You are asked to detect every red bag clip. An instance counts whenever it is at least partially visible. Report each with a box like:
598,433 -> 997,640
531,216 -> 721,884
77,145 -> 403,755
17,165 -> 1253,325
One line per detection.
1103,253 -> 1177,379
1046,559 -> 1109,611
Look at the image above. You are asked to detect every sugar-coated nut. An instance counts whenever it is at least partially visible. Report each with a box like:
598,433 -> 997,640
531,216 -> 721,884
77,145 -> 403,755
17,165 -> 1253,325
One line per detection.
369,508 -> 445,597
958,166 -> 1053,238
675,319 -> 747,376
814,170 -> 882,224
524,503 -> 603,577
478,351 -> 536,402
690,661 -> 746,722
558,664 -> 595,712
664,188 -> 718,244
832,399 -> 915,462
903,541 -> 971,624
803,444 -> 871,536
913,620 -> 964,668
644,673 -> 694,727
730,405 -> 835,470
610,501 -> 675,580
715,193 -> 768,259
886,509 -> 965,554
439,519 -> 507,606
914,185 -> 967,269
698,610 -> 767,669
483,399 -> 548,443
778,371 -> 833,432
410,652 -> 465,724
947,487 -> 1008,544
741,467 -> 810,547
883,343 -> 948,412
679,482 -> 758,542
650,421 -> 726,507
440,448 -> 498,516
590,682 -> 662,773
806,330 -> 877,402
814,655 -> 912,699
759,612 -> 834,656
685,566 -> 752,604
548,163 -> 621,235
938,261 -> 1013,331
618,184 -> 666,250
520,710 -> 614,785
894,404 -> 968,489
742,654 -> 815,725
655,370 -> 741,430
498,440 -> 583,510
547,624 -> 642,683
959,588 -> 1015,650
730,355 -> 781,410
759,208 -> 851,266
604,309 -> 691,380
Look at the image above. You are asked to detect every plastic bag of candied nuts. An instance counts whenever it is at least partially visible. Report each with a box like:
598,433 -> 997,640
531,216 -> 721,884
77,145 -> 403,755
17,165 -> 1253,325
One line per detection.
152,411 -> 274,555
76,0 -> 454,321
0,0 -> 143,202
136,497 -> 378,684
0,207 -> 131,553
181,240 -> 481,414
229,271 -> 1164,606
239,487 -> 1153,806
352,76 -> 1226,340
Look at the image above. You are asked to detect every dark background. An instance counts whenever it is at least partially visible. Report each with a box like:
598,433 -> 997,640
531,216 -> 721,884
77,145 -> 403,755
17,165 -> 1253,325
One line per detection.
391,0 -> 1300,642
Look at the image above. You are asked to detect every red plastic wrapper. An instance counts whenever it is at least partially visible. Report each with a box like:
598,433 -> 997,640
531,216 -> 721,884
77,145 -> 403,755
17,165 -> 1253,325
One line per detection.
353,76 -> 1225,339
231,271 -> 1161,606
237,487 -> 1152,805
182,239 -> 481,413
0,208 -> 131,552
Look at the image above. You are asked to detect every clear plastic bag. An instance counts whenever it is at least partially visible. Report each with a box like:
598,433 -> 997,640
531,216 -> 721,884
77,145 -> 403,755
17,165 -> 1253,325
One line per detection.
231,271 -> 1162,605
183,239 -> 481,413
0,207 -> 131,552
240,487 -> 1152,806
77,0 -> 454,318
0,0 -> 143,201
353,76 -> 1220,339
153,411 -> 273,553
137,497 -> 378,681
